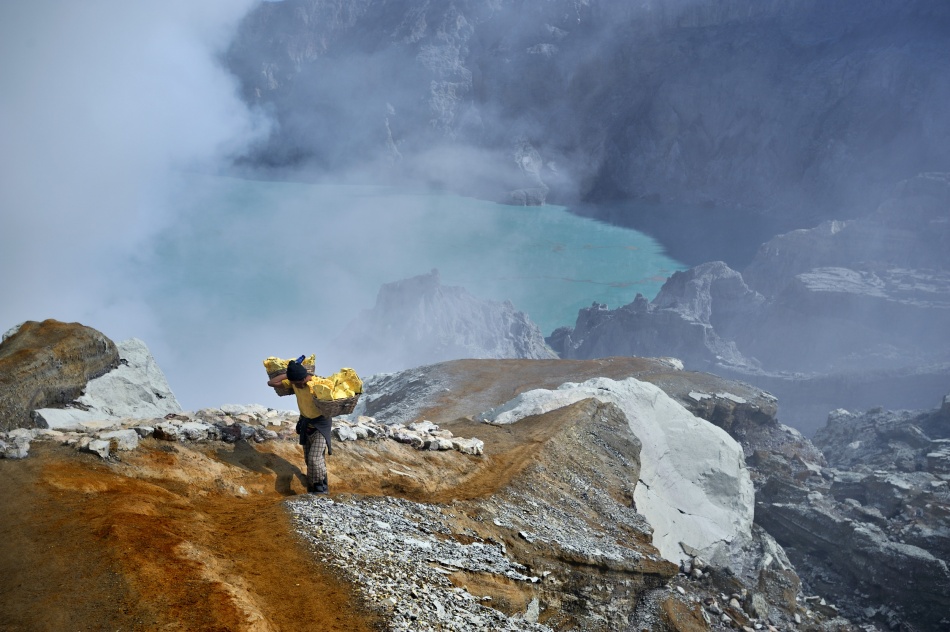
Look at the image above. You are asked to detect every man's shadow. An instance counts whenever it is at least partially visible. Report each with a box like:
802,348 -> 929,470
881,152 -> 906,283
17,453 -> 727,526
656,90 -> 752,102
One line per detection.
215,440 -> 304,496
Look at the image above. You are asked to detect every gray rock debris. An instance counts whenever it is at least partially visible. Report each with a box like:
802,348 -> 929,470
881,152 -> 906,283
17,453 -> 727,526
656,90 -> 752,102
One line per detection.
355,417 -> 484,455
288,495 -> 550,632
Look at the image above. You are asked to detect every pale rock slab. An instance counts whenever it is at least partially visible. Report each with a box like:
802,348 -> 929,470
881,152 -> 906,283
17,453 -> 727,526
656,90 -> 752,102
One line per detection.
477,376 -> 754,565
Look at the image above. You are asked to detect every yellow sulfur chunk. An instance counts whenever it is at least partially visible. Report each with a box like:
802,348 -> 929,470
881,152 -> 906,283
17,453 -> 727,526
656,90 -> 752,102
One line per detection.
331,385 -> 354,399
263,356 -> 288,373
332,367 -> 362,395
263,354 -> 316,376
309,377 -> 335,401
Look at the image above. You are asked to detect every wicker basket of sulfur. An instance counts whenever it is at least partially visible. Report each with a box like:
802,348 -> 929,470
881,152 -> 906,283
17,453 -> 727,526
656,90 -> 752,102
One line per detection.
312,394 -> 361,418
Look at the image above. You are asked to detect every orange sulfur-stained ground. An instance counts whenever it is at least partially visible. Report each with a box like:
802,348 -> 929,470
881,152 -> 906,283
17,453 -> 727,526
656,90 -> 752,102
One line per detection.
0,440 -> 384,632
0,357 -> 684,631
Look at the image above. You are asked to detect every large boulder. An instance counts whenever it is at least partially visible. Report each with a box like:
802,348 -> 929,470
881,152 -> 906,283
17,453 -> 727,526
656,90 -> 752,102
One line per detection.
32,338 -> 182,430
0,320 -> 119,432
339,269 -> 556,374
476,376 -> 755,567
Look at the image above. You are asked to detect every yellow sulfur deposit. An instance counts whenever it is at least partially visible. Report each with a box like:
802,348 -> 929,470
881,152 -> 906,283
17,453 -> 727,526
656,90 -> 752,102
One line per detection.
263,354 -> 315,375
309,367 -> 363,401
263,354 -> 359,401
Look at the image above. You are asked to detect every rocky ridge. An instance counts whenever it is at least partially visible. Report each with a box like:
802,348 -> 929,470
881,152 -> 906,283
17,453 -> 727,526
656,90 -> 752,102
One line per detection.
354,357 -> 950,631
755,395 -> 950,631
0,329 -> 862,631
0,405 -> 485,463
4,326 -> 948,630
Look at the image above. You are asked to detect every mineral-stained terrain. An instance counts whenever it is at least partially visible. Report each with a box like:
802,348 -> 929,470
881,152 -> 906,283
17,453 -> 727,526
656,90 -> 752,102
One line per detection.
2,327 -> 948,631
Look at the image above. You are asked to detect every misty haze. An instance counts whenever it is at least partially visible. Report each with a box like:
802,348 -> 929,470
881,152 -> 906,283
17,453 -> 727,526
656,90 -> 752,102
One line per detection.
2,1 -> 950,631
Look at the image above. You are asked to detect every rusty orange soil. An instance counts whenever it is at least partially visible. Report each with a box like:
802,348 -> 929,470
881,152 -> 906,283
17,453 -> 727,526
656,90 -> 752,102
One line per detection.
0,357 -> 684,631
0,440 -> 383,632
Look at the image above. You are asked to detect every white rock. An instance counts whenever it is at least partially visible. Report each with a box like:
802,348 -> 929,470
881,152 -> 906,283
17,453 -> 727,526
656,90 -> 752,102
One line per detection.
7,428 -> 35,441
716,392 -> 748,404
153,422 -> 180,441
409,420 -> 440,433
335,426 -> 359,442
476,377 -> 754,565
82,439 -> 111,459
1,437 -> 30,459
34,338 -> 182,429
451,437 -> 484,456
524,597 -> 540,623
430,438 -> 454,451
78,419 -> 122,432
98,429 -> 139,451
220,404 -> 269,416
178,422 -> 211,441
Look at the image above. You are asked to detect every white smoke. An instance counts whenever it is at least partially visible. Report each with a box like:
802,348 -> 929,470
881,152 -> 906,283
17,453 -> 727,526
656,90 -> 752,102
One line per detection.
0,1 -> 269,403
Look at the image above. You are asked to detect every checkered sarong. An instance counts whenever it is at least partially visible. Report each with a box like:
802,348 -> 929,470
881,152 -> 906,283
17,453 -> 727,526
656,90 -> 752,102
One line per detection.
304,428 -> 327,487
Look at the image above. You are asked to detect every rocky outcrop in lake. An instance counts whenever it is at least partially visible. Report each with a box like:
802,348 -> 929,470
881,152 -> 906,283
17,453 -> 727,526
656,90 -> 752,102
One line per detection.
338,269 -> 557,373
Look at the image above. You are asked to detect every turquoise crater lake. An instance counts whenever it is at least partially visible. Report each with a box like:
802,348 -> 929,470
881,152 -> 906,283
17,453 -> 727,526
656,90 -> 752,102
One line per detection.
156,175 -> 685,339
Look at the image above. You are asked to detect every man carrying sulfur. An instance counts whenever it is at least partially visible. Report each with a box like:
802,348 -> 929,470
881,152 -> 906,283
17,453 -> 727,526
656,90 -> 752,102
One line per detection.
267,359 -> 332,494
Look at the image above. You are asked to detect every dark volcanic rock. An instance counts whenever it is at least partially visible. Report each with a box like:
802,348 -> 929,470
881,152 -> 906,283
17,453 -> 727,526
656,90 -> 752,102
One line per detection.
552,174 -> 950,434
756,493 -> 950,632
0,320 -> 119,432
753,395 -> 950,631
549,262 -> 765,373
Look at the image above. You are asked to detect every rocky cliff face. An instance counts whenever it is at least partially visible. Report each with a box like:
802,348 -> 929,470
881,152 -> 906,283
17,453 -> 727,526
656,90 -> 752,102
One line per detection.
757,397 -> 950,631
0,320 -> 119,432
551,173 -> 950,434
339,269 -> 557,373
227,0 -> 950,223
